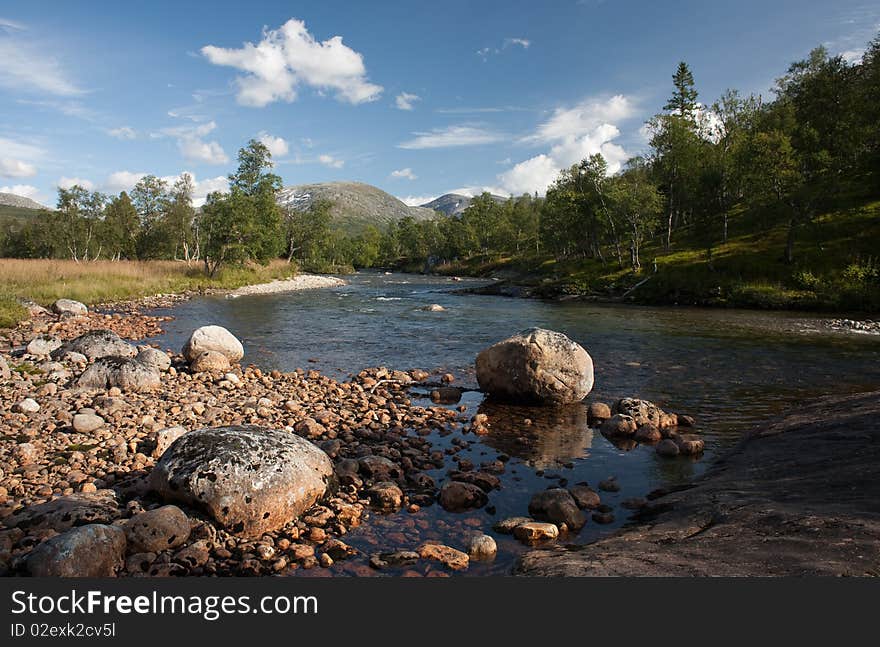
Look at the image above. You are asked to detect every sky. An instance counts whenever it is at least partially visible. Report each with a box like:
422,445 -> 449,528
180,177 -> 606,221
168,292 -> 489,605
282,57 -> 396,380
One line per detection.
1,0 -> 878,207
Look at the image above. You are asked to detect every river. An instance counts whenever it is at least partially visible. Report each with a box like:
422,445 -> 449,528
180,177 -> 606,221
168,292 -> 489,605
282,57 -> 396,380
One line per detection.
145,271 -> 880,575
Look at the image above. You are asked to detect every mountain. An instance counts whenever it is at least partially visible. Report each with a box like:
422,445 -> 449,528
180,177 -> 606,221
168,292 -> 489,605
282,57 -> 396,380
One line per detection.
277,181 -> 436,234
420,193 -> 508,217
0,192 -> 46,211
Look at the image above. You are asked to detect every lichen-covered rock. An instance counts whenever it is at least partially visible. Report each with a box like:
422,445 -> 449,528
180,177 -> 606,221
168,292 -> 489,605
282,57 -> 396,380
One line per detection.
148,425 -> 333,537
124,505 -> 191,553
3,491 -> 119,533
614,398 -> 664,427
54,329 -> 137,361
475,328 -> 594,405
77,356 -> 161,391
25,524 -> 126,577
52,298 -> 88,316
182,325 -> 244,363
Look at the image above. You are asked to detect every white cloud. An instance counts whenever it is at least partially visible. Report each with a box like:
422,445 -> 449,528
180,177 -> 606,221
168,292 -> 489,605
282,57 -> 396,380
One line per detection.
201,18 -> 382,107
178,138 -> 229,165
0,184 -> 45,204
398,125 -> 504,149
395,92 -> 420,110
0,136 -> 45,162
498,94 -> 638,195
155,121 -> 229,165
504,38 -> 530,49
400,195 -> 438,206
0,24 -> 83,96
391,167 -> 417,180
104,171 -> 148,194
840,48 -> 865,64
189,175 -> 229,206
258,132 -> 289,157
318,154 -> 344,168
107,126 -> 136,140
58,176 -> 95,190
0,158 -> 36,177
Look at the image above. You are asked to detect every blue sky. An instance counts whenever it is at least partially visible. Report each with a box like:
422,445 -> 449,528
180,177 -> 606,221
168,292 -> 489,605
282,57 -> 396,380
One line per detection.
1,0 -> 877,207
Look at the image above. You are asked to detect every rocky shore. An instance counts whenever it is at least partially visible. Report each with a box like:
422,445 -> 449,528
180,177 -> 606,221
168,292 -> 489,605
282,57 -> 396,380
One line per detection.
226,274 -> 346,297
516,389 -> 880,576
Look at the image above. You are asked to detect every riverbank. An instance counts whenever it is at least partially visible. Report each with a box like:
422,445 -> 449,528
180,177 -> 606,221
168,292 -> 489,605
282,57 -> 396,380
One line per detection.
226,274 -> 346,297
0,259 -> 302,329
516,389 -> 880,576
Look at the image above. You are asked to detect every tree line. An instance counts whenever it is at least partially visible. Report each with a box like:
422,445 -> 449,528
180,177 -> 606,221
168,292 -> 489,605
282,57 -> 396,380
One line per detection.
2,34 -> 879,281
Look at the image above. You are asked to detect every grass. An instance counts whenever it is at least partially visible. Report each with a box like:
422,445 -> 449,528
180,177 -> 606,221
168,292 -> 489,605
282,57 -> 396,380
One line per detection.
437,199 -> 880,313
0,258 -> 297,328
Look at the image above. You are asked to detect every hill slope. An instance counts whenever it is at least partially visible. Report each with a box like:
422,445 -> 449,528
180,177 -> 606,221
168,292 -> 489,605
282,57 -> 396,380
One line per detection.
0,193 -> 47,231
0,192 -> 46,211
278,181 -> 436,234
420,193 -> 507,216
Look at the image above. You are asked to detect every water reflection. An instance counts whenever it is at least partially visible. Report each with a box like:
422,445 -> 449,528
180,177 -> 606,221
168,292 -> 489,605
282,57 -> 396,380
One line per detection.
476,402 -> 594,469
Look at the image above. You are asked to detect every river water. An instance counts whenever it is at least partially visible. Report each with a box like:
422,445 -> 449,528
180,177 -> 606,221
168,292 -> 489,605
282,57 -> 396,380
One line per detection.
145,271 -> 880,575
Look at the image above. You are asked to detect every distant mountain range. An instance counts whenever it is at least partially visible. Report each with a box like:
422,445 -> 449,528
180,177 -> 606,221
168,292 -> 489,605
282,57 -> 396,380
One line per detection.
278,181 -> 435,234
0,192 -> 46,211
419,193 -> 508,217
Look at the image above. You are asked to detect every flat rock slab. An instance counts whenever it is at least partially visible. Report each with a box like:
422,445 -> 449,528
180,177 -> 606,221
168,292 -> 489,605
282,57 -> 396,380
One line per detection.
2,491 -> 120,533
516,390 -> 880,576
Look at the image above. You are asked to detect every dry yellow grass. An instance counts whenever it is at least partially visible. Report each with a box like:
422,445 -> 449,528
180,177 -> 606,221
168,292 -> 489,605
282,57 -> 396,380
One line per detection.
0,259 -> 296,328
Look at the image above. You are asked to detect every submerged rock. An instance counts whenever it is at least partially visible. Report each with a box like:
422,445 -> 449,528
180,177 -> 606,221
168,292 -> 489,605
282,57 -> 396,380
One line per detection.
148,425 -> 333,537
476,328 -> 594,405
528,488 -> 586,530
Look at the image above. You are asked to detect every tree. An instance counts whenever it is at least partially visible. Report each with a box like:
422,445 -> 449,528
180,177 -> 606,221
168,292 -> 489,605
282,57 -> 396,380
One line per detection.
131,175 -> 170,259
664,61 -> 699,120
54,185 -> 106,261
610,158 -> 662,271
103,191 -> 140,260
166,173 -> 197,262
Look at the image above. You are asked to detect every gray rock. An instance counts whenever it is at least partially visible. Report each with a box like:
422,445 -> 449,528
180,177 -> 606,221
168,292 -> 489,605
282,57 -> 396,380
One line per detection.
153,426 -> 187,458
3,491 -> 119,533
76,356 -> 161,392
54,329 -> 137,361
136,347 -> 171,372
72,412 -> 104,433
25,524 -> 125,577
124,505 -> 191,553
52,298 -> 88,316
26,335 -> 62,357
468,534 -> 498,560
182,325 -> 244,363
475,328 -> 594,405
148,425 -> 333,537
528,488 -> 587,530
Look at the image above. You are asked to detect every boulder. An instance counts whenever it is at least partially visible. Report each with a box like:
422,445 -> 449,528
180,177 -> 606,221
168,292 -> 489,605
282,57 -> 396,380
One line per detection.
587,401 -> 612,422
54,329 -> 137,361
26,335 -> 63,357
148,425 -> 333,537
439,481 -> 488,512
124,505 -> 191,553
182,325 -> 244,363
25,524 -> 126,577
77,356 -> 161,391
189,350 -> 231,373
52,298 -> 88,316
614,398 -> 664,427
3,491 -> 119,533
136,347 -> 171,372
475,328 -> 593,405
528,488 -> 586,530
